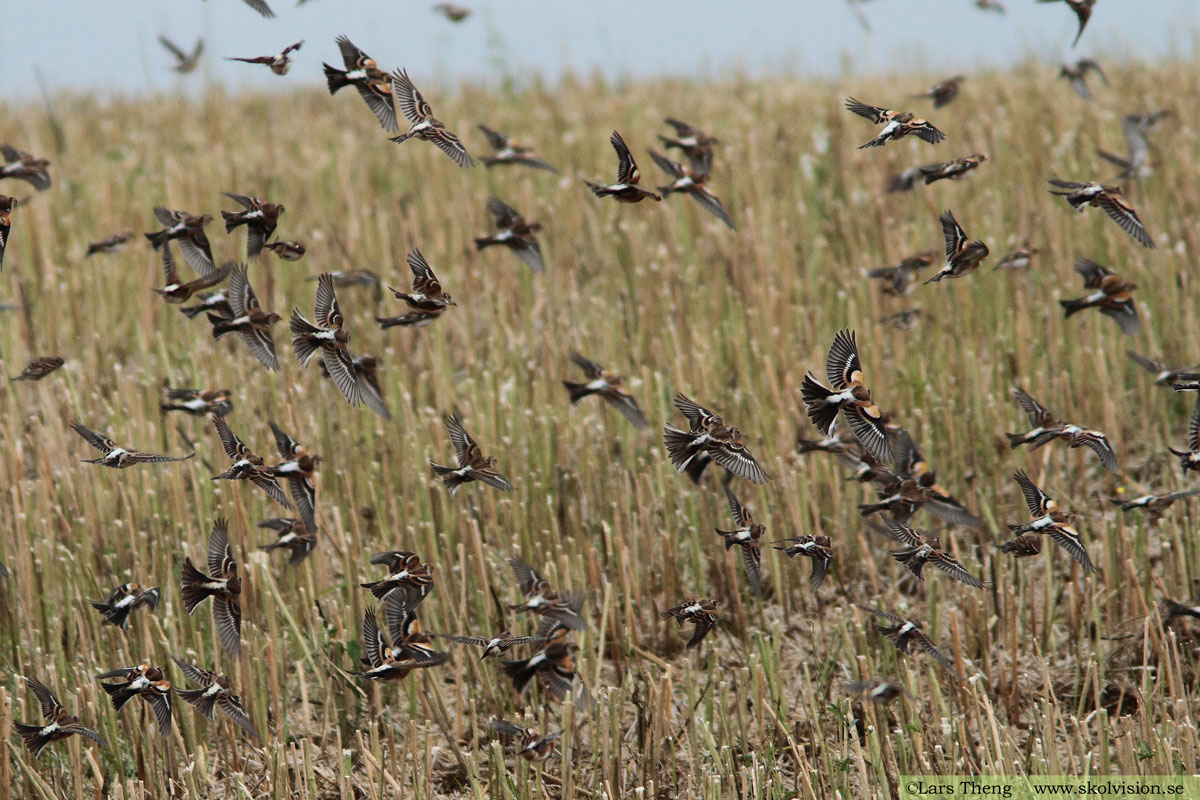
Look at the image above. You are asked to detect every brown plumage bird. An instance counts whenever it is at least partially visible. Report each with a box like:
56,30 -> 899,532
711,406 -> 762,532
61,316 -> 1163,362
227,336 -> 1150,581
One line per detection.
13,677 -> 105,758
429,415 -> 514,495
585,131 -> 661,203
180,519 -> 243,658
474,197 -> 545,273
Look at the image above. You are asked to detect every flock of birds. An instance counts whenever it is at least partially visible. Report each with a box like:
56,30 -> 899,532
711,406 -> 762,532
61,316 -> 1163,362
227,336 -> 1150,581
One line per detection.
3,0 -> 1197,780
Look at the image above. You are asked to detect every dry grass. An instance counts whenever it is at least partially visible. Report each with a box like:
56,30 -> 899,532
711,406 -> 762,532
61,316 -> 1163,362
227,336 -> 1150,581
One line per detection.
1,58 -> 1199,799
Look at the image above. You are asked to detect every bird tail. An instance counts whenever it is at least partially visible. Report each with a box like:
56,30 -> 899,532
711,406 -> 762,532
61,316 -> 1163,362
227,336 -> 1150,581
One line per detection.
389,131 -> 415,145
430,461 -> 467,494
289,310 -> 323,366
221,210 -> 245,234
144,230 -> 171,250
1059,297 -> 1091,317
322,62 -> 350,94
800,374 -> 840,435
207,313 -> 240,339
562,381 -> 593,404
12,722 -> 54,758
662,426 -> 700,470
359,579 -> 395,601
584,181 -> 613,197
501,655 -> 539,695
889,547 -> 926,579
101,681 -> 138,711
713,529 -> 739,551
180,557 -> 215,613
473,236 -> 500,251
857,501 -> 890,517
180,304 -> 208,319
90,600 -> 132,630
1006,432 -> 1029,449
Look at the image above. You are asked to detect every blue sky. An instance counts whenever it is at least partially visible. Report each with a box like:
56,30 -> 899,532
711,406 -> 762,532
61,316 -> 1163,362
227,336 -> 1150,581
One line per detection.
1,1 -> 1197,97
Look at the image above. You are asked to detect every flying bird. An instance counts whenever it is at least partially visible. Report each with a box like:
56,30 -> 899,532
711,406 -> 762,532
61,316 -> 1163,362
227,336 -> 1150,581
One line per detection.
171,658 -> 257,736
13,677 -> 105,759
801,329 -> 891,463
226,40 -> 303,75
474,197 -> 545,273
1048,179 -> 1154,248
1115,488 -> 1200,521
264,239 -> 306,261
918,154 -> 987,185
158,36 -> 204,73
232,0 -> 276,18
144,207 -> 215,276
772,535 -> 833,592
377,248 -> 456,328
661,598 -> 719,649
1097,114 -> 1156,180
585,131 -> 661,203
389,68 -> 473,168
1003,470 -> 1096,572
874,517 -> 988,588
1126,351 -> 1199,386
854,606 -> 953,668
97,663 -> 172,737
714,487 -> 766,593
1059,257 -> 1139,335
1060,59 -> 1107,100
489,719 -> 562,762
477,125 -> 557,172
925,210 -> 989,282
844,97 -> 945,149
429,415 -> 514,495
507,555 -> 588,633
648,149 -> 736,229
0,144 -> 51,191
160,385 -> 233,417
206,265 -> 281,370
86,230 -> 135,257
1005,386 -> 1118,472
433,3 -> 471,21
844,678 -> 906,704
90,583 -> 161,630
562,352 -> 649,429
352,593 -> 449,681
212,415 -> 291,508
70,419 -> 194,468
658,118 -> 720,172
323,35 -> 396,131
265,422 -> 321,535
911,75 -> 965,107
153,247 -> 232,304
1037,0 -> 1096,48
11,356 -> 64,381
863,251 -> 936,294
0,194 -> 14,271
434,630 -> 549,661
360,551 -> 435,605
992,243 -> 1038,271
290,272 -> 363,407
1168,397 -> 1200,474
222,193 -> 285,259
180,518 -> 243,658
663,393 -> 772,484
258,518 -> 317,565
